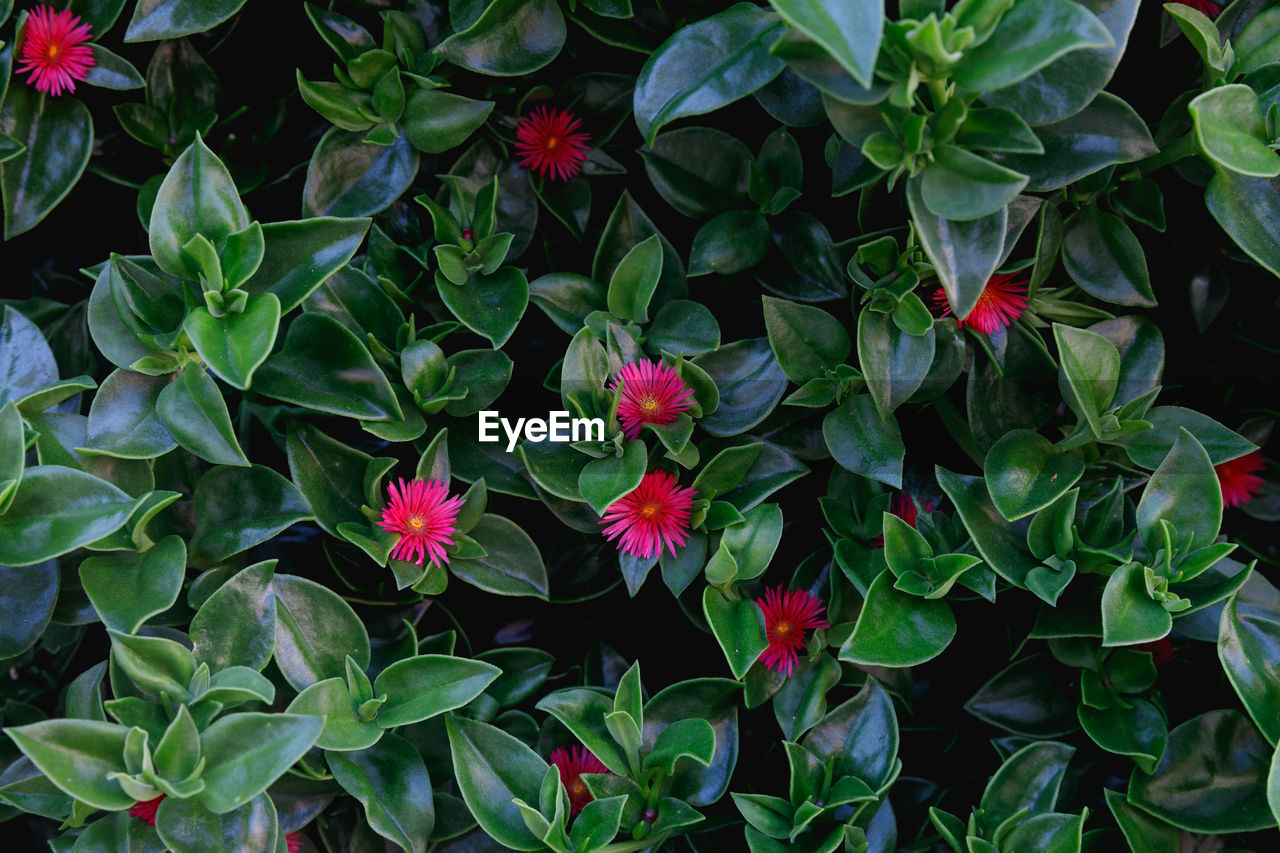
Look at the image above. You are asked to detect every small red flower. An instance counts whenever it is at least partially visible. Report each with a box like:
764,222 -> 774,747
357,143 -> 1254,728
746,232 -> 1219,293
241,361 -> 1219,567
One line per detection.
286,833 -> 304,852
129,794 -> 165,826
1134,637 -> 1175,666
756,587 -> 829,677
611,360 -> 696,440
549,745 -> 611,816
930,272 -> 1029,336
871,493 -> 934,547
515,105 -> 591,181
1172,0 -> 1221,18
1215,450 -> 1266,509
17,6 -> 95,97
378,477 -> 466,568
600,470 -> 696,559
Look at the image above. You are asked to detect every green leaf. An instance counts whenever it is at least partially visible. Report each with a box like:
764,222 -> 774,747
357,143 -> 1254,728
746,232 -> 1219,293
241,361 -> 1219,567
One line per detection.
1234,6 -> 1280,75
579,440 -> 647,515
199,713 -> 323,814
435,0 -> 565,76
191,465 -> 311,561
906,177 -> 1005,320
983,430 -> 1084,521
646,718 -> 716,775
841,570 -> 956,666
1208,163 -> 1280,275
0,466 -> 140,566
999,92 -> 1157,190
920,146 -> 1028,221
535,689 -> 629,775
1062,207 -> 1156,307
273,573 -> 370,691
607,235 -> 663,323
303,129 -> 418,218
1135,428 -> 1221,553
1128,710 -> 1276,833
184,294 -> 281,391
0,85 -> 93,238
952,0 -> 1113,93
156,365 -> 248,465
980,741 -> 1074,824
641,127 -> 753,219
373,655 -> 501,728
80,369 -> 175,460
1101,562 -> 1171,646
327,734 -> 435,853
435,266 -> 529,348
450,514 -> 549,599
703,587 -> 769,680
802,677 -> 898,788
0,560 -> 58,659
286,423 -> 372,537
155,793 -> 278,853
964,654 -> 1079,738
936,466 -> 1036,586
763,296 -> 851,384
766,0 -> 883,88
242,217 -> 371,312
858,307 -> 935,419
255,313 -> 400,420
0,307 -> 59,409
1054,323 -> 1120,437
1123,406 -> 1255,469
689,210 -> 771,276
823,395 -> 904,489
79,536 -> 186,635
1219,575 -> 1280,747
696,338 -> 788,437
189,560 -> 276,672
403,90 -> 494,154
1189,84 -> 1280,177
3,719 -> 132,811
634,3 -> 786,144
1079,697 -> 1167,774
287,677 -> 381,751
642,678 -> 741,806
647,300 -> 722,356
84,44 -> 145,90
447,715 -> 547,851
125,0 -> 248,41
773,653 -> 842,741
147,134 -> 249,280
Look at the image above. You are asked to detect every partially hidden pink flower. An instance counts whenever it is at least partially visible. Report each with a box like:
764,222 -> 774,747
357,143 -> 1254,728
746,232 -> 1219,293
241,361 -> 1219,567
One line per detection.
599,470 -> 696,559
611,360 -> 695,440
930,272 -> 1029,336
129,795 -> 164,826
1172,0 -> 1221,18
1215,450 -> 1265,509
378,477 -> 465,568
549,745 -> 611,816
17,6 -> 95,97
756,587 -> 829,678
871,493 -> 935,547
286,833 -> 303,852
515,105 -> 591,181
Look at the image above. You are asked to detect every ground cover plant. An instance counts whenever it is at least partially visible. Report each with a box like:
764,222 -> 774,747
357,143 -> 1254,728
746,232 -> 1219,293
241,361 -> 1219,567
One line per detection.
0,0 -> 1279,850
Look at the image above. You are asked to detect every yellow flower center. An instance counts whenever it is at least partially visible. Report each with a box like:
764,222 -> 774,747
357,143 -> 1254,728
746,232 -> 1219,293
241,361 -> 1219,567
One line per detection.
570,780 -> 587,798
544,135 -> 560,150
46,44 -> 59,59
408,516 -> 425,531
640,394 -> 661,414
773,620 -> 794,638
639,502 -> 660,519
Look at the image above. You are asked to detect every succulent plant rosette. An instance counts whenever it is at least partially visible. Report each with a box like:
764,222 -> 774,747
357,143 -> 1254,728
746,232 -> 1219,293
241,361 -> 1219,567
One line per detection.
1,0 -> 1279,851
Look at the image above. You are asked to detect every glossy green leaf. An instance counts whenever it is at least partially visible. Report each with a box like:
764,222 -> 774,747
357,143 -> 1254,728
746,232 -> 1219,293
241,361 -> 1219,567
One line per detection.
695,338 -> 788,437
125,0 -> 248,41
156,365 -> 247,465
920,146 -> 1028,221
191,465 -> 311,561
802,677 -> 898,788
642,678 -> 741,806
328,734 -> 434,853
184,294 -> 281,391
303,129 -> 417,218
634,3 -> 786,144
199,713 -> 323,814
0,84 -> 93,238
0,307 -> 58,409
1219,575 -> 1280,747
80,536 -> 185,634
823,394 -> 904,488
907,178 -> 1005,320
272,573 -> 369,691
984,430 -> 1085,521
842,570 -> 956,667
1135,428 -> 1221,553
0,559 -> 58,659
403,90 -> 494,154
767,0 -> 882,88
952,0 -> 1113,93
1191,85 -> 1280,177
1079,696 -> 1167,773
641,126 -> 753,219
980,741 -> 1074,825
155,792 -> 278,853
3,719 -> 132,811
447,715 -> 547,851
0,466 -> 140,566
1101,562 -> 1172,646
937,466 -> 1035,586
689,210 -> 771,276
1054,323 -> 1120,436
435,0 -> 565,76
189,560 -> 276,672
450,514 -> 549,599
1062,206 -> 1156,307
703,587 -> 769,680
1123,407 -> 1255,469
242,217 -> 371,313
374,655 -> 500,728
763,296 -> 851,384
858,307 -> 935,418
436,267 -> 528,348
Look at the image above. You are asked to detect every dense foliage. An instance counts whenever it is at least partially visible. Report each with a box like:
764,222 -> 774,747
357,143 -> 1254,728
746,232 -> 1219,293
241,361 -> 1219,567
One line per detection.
1,0 -> 1278,851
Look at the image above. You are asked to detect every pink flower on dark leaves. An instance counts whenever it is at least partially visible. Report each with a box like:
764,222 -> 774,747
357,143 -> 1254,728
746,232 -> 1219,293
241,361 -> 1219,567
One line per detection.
549,745 -> 611,816
17,6 -> 95,97
515,105 -> 591,181
600,470 -> 696,559
612,360 -> 695,440
128,795 -> 164,826
1215,450 -> 1265,509
931,272 -> 1029,336
378,477 -> 465,568
756,587 -> 829,677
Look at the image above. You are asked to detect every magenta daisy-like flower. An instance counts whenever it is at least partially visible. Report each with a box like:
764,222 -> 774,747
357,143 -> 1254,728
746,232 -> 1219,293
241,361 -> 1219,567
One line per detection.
515,105 -> 591,181
549,745 -> 611,816
756,586 -> 829,677
129,794 -> 164,826
378,477 -> 466,568
1215,450 -> 1265,509
611,360 -> 696,440
930,272 -> 1029,336
600,470 -> 696,559
17,6 -> 95,97
286,833 -> 303,852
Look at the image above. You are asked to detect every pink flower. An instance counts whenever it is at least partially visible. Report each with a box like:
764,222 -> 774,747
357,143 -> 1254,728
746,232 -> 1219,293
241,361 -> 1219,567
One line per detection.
1215,450 -> 1265,509
600,470 -> 696,559
378,477 -> 465,568
1134,637 -> 1175,666
611,360 -> 695,440
515,105 -> 591,181
1172,0 -> 1221,18
756,587 -> 829,677
128,794 -> 164,826
549,745 -> 611,816
17,6 -> 95,97
871,493 -> 934,547
930,272 -> 1029,336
